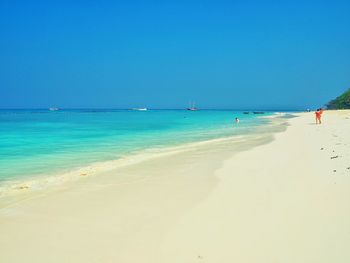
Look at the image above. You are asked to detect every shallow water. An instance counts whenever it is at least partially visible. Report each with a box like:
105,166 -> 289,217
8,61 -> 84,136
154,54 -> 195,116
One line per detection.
0,109 -> 277,184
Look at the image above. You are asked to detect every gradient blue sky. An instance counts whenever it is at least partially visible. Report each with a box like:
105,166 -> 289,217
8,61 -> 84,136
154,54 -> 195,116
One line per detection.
0,0 -> 349,109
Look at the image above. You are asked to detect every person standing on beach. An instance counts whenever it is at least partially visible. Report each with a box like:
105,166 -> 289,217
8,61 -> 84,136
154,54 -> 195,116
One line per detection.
315,108 -> 324,124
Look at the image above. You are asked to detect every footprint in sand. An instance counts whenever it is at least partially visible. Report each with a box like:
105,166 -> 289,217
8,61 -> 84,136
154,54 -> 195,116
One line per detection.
17,185 -> 29,190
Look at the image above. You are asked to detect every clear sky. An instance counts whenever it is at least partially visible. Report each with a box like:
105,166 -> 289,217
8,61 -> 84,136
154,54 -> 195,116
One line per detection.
0,0 -> 349,109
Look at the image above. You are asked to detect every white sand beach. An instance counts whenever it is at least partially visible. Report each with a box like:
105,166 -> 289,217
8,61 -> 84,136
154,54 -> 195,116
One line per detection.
1,111 -> 350,263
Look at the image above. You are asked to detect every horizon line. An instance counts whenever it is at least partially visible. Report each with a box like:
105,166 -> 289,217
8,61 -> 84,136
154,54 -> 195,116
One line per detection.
0,107 -> 307,111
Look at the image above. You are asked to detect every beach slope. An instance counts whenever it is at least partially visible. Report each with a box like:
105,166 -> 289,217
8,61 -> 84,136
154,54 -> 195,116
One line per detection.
1,111 -> 350,263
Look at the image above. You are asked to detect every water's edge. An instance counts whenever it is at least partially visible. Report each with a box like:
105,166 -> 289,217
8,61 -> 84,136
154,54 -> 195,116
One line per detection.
0,113 -> 294,202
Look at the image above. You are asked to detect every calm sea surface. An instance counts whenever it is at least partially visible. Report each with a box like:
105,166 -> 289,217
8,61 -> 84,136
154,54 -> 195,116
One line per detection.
0,109 -> 275,183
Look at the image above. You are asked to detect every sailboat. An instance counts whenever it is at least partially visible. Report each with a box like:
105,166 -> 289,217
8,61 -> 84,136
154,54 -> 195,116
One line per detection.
187,102 -> 198,111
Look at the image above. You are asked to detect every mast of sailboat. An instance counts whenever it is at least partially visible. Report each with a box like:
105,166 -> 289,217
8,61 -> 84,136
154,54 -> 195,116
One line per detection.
187,101 -> 197,110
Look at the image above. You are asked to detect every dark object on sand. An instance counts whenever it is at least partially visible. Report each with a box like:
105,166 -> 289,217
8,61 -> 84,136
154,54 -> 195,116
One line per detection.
330,155 -> 339,159
333,170 -> 337,172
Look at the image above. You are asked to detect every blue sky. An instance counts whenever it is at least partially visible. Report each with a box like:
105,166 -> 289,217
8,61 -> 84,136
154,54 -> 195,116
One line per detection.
0,0 -> 349,109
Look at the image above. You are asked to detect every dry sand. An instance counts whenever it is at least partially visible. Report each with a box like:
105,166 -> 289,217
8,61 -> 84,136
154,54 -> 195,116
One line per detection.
0,110 -> 350,263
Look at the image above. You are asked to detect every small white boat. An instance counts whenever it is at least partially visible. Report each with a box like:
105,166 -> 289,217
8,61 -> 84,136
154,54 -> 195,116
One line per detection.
49,107 -> 59,111
132,108 -> 148,111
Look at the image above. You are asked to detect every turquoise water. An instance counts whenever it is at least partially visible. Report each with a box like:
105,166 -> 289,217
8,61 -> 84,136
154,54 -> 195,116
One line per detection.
0,109 -> 273,183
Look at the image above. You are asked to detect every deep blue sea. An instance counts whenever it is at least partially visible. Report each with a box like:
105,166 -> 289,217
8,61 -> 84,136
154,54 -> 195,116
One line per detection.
0,109 -> 274,184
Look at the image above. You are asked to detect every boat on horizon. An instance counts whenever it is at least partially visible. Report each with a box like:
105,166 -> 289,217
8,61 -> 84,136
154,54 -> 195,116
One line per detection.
132,108 -> 148,111
49,107 -> 59,111
253,111 -> 265,114
187,102 -> 198,111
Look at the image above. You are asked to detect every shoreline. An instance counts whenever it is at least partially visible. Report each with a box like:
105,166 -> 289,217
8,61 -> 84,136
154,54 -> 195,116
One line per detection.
1,111 -> 349,262
0,109 -> 278,185
0,113 -> 288,204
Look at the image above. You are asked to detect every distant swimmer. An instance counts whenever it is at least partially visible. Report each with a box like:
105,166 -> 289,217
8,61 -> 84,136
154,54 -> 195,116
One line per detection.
235,117 -> 240,124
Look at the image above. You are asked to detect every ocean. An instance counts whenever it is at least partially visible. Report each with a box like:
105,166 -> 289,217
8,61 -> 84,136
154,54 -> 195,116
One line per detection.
0,109 -> 283,192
